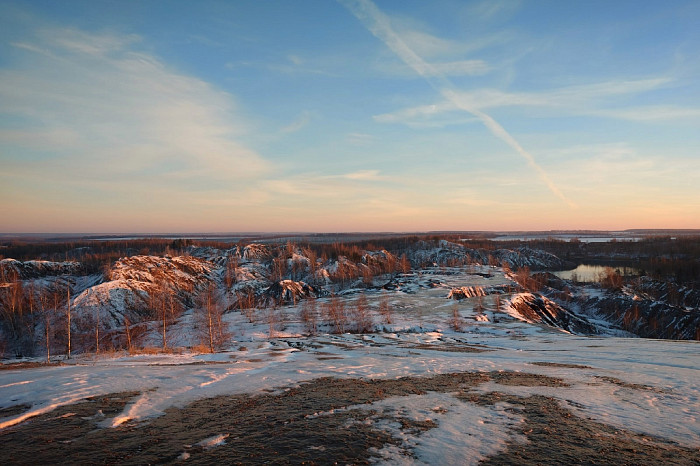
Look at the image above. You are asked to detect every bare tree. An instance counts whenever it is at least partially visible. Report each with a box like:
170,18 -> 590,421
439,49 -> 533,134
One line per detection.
271,256 -> 287,282
149,278 -> 182,351
123,316 -> 133,354
304,248 -> 318,283
399,254 -> 411,275
224,255 -> 238,289
66,284 -> 71,359
0,270 -> 31,356
37,290 -> 52,363
237,289 -> 257,323
196,285 -> 228,353
362,265 -> 374,286
94,306 -> 100,354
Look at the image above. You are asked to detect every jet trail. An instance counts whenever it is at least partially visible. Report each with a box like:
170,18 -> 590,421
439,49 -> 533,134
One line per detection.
341,0 -> 576,208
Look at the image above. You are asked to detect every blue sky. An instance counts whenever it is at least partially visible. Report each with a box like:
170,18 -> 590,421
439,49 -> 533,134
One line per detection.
1,0 -> 699,233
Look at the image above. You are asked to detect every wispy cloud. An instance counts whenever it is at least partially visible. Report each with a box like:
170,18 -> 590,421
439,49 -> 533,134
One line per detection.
379,59 -> 491,78
466,0 -> 521,22
428,60 -> 490,76
373,78 -> 699,126
10,41 -> 54,57
281,111 -> 312,133
287,54 -> 303,66
346,132 -> 376,145
338,170 -> 384,181
226,56 -> 338,77
2,27 -> 269,188
592,105 -> 700,121
341,0 -> 576,208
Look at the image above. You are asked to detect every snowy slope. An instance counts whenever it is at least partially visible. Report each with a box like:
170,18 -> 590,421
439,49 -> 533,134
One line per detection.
0,265 -> 698,464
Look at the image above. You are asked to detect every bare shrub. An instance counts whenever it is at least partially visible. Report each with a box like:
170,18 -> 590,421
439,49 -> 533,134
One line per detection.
351,294 -> 373,333
323,295 -> 347,334
449,303 -> 465,332
513,266 -> 542,292
237,289 -> 257,323
474,295 -> 485,315
379,295 -> 393,325
300,297 -> 318,335
622,305 -> 641,330
599,267 -> 623,291
267,307 -> 281,339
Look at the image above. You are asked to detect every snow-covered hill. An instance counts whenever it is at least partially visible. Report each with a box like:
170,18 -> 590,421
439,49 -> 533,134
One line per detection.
1,244 -> 698,360
406,240 -> 570,270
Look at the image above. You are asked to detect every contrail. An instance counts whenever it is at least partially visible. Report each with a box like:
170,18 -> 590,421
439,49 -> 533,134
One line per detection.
341,0 -> 576,208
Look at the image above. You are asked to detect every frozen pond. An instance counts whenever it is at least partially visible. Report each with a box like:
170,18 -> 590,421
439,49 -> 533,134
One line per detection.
553,264 -> 641,282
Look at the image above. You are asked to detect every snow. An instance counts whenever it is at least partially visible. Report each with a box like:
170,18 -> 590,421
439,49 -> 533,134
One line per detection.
195,433 -> 229,449
1,266 -> 698,458
359,393 -> 525,465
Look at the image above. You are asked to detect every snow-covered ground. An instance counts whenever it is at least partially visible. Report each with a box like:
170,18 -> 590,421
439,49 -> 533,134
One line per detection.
1,266 -> 698,462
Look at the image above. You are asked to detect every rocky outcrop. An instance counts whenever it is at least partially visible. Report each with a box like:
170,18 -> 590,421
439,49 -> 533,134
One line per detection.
448,286 -> 487,299
508,293 -> 600,334
242,244 -> 273,262
495,247 -> 569,271
581,293 -> 700,340
264,280 -> 318,305
0,259 -> 84,281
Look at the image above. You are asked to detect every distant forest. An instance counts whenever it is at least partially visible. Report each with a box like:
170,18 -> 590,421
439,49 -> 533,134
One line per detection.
2,234 -> 699,285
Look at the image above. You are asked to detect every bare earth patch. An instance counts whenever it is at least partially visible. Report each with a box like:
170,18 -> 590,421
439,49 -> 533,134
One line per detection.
0,403 -> 31,418
0,361 -> 64,371
0,372 -> 697,465
403,343 -> 490,353
466,392 -> 700,466
593,375 -> 667,393
529,361 -> 594,369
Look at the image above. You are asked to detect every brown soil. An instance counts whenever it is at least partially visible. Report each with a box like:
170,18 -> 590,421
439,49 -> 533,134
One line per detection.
0,404 -> 31,417
489,371 -> 570,387
0,361 -> 64,371
467,392 -> 700,466
530,361 -> 594,369
1,371 -> 696,465
593,375 -> 666,393
404,343 -> 490,353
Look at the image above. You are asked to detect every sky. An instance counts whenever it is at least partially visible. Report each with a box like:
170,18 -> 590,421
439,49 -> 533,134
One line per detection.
1,0 -> 699,233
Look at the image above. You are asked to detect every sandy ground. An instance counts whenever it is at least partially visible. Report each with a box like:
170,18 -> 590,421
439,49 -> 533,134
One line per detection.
1,370 -> 698,465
